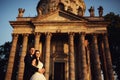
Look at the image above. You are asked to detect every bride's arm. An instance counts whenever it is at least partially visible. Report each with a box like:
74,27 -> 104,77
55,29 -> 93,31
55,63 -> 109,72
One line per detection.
32,59 -> 36,66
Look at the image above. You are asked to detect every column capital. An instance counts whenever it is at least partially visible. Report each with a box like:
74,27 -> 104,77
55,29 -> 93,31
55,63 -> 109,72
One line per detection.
45,32 -> 52,37
68,32 -> 75,36
34,32 -> 41,36
12,33 -> 19,37
79,32 -> 86,36
92,33 -> 98,41
22,33 -> 29,37
92,33 -> 98,36
102,33 -> 108,41
102,33 -> 108,37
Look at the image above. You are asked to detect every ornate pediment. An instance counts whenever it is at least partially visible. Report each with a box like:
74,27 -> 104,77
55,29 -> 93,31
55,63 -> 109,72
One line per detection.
34,10 -> 86,21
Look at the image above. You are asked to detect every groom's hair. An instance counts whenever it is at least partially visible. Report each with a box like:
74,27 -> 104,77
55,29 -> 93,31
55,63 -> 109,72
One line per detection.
27,46 -> 34,54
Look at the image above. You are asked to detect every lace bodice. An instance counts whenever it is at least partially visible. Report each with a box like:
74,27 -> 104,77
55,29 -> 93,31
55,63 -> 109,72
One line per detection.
36,61 -> 43,69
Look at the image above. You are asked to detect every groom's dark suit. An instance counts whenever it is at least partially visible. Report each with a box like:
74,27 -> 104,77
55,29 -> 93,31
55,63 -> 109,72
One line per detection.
23,53 -> 38,80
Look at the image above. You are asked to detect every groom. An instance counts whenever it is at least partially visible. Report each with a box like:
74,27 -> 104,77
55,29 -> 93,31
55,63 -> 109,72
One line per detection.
23,47 -> 45,80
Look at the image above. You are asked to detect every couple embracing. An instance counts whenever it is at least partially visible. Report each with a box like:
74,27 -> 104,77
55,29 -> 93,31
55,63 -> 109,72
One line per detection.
23,47 -> 46,80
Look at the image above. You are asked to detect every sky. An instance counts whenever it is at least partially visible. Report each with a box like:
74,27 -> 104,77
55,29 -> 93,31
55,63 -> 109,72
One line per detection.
0,0 -> 120,45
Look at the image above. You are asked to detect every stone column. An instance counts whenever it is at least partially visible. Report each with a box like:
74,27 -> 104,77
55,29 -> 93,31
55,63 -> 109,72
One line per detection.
18,34 -> 29,80
92,34 -> 102,80
103,34 -> 114,80
79,32 -> 88,80
34,32 -> 41,50
44,32 -> 52,80
69,32 -> 75,80
99,40 -> 108,80
85,40 -> 91,80
5,34 -> 18,80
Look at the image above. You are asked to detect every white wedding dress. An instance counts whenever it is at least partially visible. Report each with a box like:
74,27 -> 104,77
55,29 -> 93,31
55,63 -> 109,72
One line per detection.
30,61 -> 46,80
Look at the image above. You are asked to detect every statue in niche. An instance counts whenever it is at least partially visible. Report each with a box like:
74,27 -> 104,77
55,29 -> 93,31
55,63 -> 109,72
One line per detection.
36,0 -> 48,16
18,8 -> 25,17
61,0 -> 70,11
49,1 -> 58,12
67,6 -> 73,12
88,6 -> 95,17
98,6 -> 103,17
58,2 -> 65,10
77,6 -> 83,16
60,0 -> 85,15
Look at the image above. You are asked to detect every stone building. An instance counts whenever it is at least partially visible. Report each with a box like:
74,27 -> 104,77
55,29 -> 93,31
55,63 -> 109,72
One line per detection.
5,0 -> 115,80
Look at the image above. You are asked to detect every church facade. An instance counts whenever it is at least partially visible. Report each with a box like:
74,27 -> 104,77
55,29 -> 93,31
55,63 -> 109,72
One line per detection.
5,0 -> 114,80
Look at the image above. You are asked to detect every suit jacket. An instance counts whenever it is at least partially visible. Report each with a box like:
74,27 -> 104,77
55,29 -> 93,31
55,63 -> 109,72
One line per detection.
23,53 -> 38,80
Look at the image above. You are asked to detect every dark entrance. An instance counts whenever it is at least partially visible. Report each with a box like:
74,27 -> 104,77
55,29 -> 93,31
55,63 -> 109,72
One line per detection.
54,62 -> 65,80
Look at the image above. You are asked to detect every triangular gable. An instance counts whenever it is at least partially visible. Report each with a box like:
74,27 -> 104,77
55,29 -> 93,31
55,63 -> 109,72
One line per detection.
35,10 -> 86,21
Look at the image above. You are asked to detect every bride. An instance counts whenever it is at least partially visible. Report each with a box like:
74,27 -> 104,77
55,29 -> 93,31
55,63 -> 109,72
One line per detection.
30,50 -> 46,80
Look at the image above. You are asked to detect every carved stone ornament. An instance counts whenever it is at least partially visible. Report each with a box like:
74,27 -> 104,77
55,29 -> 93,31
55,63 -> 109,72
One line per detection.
98,6 -> 103,17
18,8 -> 25,17
88,6 -> 95,17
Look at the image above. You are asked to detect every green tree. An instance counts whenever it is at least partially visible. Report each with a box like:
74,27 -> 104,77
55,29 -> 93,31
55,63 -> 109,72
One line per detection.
0,42 -> 11,80
104,12 -> 120,80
